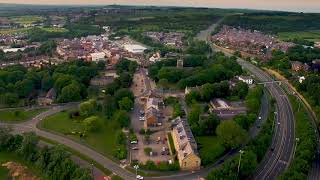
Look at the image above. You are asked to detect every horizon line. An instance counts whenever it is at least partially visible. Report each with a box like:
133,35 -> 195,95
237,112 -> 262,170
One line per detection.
0,3 -> 320,13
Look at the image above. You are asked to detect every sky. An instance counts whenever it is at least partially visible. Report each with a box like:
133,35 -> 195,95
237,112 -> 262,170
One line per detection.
0,0 -> 320,13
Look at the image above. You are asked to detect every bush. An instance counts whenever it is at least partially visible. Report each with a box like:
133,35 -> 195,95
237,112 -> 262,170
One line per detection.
144,147 -> 152,156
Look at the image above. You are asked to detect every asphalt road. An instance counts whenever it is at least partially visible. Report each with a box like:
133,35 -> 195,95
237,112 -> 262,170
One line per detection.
236,59 -> 295,180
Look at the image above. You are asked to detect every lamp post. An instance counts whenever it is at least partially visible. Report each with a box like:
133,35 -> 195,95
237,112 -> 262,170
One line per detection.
293,138 -> 300,158
272,112 -> 277,132
237,150 -> 244,175
134,164 -> 139,178
90,163 -> 94,177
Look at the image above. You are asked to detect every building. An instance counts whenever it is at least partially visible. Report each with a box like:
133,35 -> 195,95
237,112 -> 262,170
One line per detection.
171,117 -> 201,170
124,44 -> 147,54
177,59 -> 184,68
238,75 -> 254,85
210,98 -> 246,119
291,61 -> 310,72
144,107 -> 159,128
90,52 -> 106,62
37,88 -> 56,106
144,97 -> 162,128
185,86 -> 201,95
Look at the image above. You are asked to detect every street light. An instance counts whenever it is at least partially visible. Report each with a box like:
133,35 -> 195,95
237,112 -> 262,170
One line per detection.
90,163 -> 94,177
134,164 -> 139,177
272,112 -> 277,132
293,138 -> 300,158
237,150 -> 244,174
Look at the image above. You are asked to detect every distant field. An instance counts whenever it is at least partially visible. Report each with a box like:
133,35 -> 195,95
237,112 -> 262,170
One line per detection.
10,15 -> 46,25
278,30 -> 320,42
0,27 -> 68,35
0,108 -> 47,122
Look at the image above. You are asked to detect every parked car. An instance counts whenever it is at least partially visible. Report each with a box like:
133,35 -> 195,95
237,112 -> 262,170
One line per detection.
132,147 -> 138,150
131,141 -> 138,144
137,175 -> 144,180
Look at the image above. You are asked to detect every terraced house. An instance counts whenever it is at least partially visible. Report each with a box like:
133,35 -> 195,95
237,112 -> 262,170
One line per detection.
171,117 -> 201,170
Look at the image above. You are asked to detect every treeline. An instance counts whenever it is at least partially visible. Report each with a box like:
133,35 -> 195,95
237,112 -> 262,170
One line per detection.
222,13 -> 320,34
0,128 -> 92,180
107,12 -> 221,38
28,23 -> 103,42
185,81 -> 249,105
297,75 -> 320,111
148,52 -> 243,89
0,60 -> 100,107
0,40 -> 57,62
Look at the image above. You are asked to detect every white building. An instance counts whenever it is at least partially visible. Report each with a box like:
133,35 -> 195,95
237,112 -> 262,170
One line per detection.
124,44 -> 147,54
238,76 -> 254,85
299,76 -> 306,84
3,47 -> 26,53
90,52 -> 106,62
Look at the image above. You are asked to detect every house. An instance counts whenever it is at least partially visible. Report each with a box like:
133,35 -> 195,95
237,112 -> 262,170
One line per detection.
238,75 -> 254,85
291,61 -> 304,71
171,117 -> 201,170
38,88 -> 56,106
144,107 -> 159,128
185,86 -> 201,95
145,97 -> 161,111
90,52 -> 106,62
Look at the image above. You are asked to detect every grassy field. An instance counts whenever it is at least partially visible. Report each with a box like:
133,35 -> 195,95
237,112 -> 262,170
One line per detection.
0,108 -> 47,122
0,151 -> 43,179
0,27 -> 68,35
196,136 -> 226,166
10,15 -> 46,25
278,30 -> 320,42
39,109 -> 120,158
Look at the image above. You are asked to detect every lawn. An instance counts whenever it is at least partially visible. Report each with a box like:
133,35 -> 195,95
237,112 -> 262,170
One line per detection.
278,30 -> 320,42
0,108 -> 47,122
0,151 -> 43,179
39,109 -> 120,159
196,136 -> 226,166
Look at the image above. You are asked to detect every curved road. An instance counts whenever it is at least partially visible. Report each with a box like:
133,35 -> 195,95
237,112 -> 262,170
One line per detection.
237,59 -> 295,179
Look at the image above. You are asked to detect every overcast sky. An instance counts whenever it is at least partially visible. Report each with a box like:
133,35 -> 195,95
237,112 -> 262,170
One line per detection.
0,0 -> 320,13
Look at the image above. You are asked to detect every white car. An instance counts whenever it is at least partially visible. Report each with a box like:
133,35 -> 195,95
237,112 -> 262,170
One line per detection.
258,116 -> 262,120
131,141 -> 138,144
137,175 -> 144,180
139,117 -> 145,121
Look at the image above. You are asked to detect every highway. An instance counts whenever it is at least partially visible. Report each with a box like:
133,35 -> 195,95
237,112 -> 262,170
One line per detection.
199,17 -> 296,179
236,59 -> 295,179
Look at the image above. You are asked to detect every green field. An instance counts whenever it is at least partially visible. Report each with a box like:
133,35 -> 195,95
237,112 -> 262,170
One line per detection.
0,27 -> 68,35
0,151 -> 42,179
0,108 -> 47,122
278,30 -> 320,42
39,109 -> 120,158
10,15 -> 46,25
196,136 -> 226,166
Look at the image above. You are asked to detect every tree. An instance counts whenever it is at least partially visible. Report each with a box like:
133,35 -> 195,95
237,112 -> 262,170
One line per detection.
97,60 -> 106,70
79,99 -> 97,117
0,93 -> 19,106
15,79 -> 34,98
216,121 -> 248,149
234,114 -> 256,131
114,88 -> 134,102
118,97 -> 134,111
199,114 -> 220,135
19,132 -> 39,161
114,110 -> 130,128
232,81 -> 249,99
83,116 -> 100,132
58,81 -> 81,103
102,95 -> 117,118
